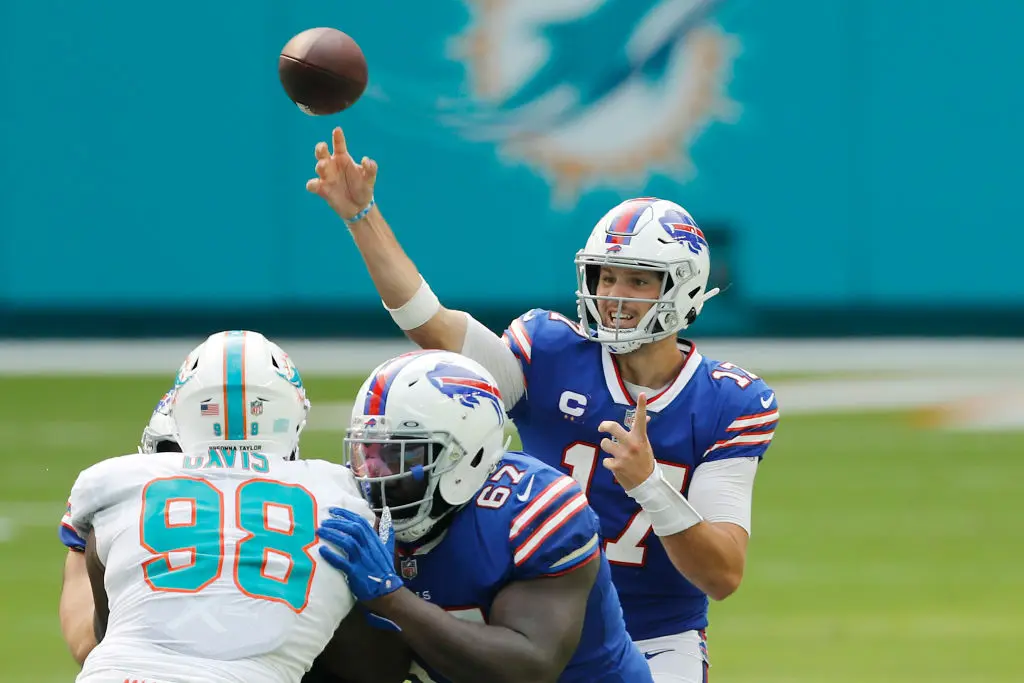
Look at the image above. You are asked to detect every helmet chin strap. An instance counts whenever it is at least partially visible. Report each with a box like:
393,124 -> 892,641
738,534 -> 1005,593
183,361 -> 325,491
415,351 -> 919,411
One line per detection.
702,287 -> 722,305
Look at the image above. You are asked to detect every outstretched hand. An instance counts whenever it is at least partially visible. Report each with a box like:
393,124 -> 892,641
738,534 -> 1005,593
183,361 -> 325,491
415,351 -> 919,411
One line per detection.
317,506 -> 403,603
306,127 -> 378,220
598,393 -> 656,491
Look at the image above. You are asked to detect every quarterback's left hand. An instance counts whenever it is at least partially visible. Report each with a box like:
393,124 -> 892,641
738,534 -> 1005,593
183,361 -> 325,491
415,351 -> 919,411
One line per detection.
317,507 -> 403,603
598,392 -> 656,491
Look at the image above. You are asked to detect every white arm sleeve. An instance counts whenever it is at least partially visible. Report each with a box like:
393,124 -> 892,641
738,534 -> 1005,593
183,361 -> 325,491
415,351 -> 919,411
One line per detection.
459,313 -> 527,410
687,456 -> 759,535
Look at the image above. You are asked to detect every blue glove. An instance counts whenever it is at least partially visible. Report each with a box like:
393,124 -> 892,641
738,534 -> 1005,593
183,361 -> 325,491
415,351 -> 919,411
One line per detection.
317,506 -> 403,603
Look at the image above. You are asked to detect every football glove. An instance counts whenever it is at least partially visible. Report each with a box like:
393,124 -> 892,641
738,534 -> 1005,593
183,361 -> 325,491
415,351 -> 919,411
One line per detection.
317,506 -> 403,603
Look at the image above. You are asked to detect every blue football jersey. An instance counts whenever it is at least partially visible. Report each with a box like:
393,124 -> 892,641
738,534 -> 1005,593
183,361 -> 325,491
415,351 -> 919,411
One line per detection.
401,451 -> 652,683
502,309 -> 779,640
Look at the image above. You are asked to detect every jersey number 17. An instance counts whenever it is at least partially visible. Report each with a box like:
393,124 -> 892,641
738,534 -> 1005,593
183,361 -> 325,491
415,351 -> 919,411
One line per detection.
562,445 -> 689,566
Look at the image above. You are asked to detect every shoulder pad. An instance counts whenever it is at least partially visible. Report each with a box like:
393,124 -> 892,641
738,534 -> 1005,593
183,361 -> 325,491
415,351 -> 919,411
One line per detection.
490,454 -> 600,577
62,453 -> 141,543
502,309 -> 588,367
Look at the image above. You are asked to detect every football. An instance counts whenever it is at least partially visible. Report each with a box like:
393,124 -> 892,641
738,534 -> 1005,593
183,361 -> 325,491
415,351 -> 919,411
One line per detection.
278,28 -> 368,116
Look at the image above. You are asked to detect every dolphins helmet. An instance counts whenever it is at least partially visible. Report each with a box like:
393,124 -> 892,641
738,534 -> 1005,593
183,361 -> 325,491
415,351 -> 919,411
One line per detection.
168,330 -> 310,459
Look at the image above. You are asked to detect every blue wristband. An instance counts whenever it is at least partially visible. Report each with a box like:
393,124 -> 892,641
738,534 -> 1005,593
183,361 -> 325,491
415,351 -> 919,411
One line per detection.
344,197 -> 376,226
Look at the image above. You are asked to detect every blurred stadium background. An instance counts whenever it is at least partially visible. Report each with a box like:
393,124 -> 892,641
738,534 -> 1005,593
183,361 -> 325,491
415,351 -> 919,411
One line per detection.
2,1 -> 1023,681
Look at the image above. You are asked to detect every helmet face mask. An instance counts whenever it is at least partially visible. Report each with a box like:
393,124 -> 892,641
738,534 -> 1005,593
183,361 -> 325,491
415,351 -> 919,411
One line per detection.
575,198 -> 716,355
139,395 -> 181,454
345,423 -> 464,534
139,422 -> 182,454
346,351 -> 508,544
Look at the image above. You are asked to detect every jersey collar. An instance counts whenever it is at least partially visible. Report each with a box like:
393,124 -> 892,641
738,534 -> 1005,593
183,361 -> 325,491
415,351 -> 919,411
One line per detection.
601,341 -> 703,412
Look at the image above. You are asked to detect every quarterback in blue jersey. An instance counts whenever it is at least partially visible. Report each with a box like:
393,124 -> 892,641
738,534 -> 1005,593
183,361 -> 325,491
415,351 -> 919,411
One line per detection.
315,350 -> 653,683
309,127 -> 778,682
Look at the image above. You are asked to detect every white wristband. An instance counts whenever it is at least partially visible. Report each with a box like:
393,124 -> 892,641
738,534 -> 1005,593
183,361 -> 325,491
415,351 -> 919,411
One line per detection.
625,463 -> 704,536
384,277 -> 441,331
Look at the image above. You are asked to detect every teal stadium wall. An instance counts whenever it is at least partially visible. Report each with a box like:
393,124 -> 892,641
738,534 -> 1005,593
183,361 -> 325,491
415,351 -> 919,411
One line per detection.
1,0 -> 1022,337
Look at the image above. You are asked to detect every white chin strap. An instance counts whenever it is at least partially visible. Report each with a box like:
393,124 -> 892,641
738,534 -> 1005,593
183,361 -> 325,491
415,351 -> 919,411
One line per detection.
702,287 -> 722,305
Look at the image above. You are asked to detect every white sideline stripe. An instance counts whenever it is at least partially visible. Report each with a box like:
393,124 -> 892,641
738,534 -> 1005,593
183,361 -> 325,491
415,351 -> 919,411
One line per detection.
0,339 -> 419,375
2,338 -> 1024,374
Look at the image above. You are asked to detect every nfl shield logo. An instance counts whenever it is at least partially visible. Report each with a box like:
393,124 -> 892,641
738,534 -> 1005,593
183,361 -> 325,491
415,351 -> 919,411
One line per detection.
610,408 -> 637,443
400,557 -> 418,580
250,399 -> 264,417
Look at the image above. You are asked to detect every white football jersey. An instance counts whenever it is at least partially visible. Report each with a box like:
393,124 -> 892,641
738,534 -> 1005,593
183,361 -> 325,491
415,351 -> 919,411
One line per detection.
63,449 -> 372,683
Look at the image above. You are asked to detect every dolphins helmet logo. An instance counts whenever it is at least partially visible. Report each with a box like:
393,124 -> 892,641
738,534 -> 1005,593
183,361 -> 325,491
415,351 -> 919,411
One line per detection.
274,352 -> 305,390
450,0 -> 739,204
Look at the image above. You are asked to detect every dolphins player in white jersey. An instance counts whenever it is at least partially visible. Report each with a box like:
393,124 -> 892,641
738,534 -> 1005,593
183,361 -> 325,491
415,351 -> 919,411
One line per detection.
59,330 -> 410,683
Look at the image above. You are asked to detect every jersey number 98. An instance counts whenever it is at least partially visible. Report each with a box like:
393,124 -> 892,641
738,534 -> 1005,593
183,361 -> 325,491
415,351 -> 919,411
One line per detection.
140,476 -> 317,613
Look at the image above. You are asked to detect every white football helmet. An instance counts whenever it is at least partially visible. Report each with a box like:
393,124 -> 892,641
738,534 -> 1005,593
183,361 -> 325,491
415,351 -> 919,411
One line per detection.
346,350 -> 508,543
168,331 -> 310,460
575,197 -> 720,354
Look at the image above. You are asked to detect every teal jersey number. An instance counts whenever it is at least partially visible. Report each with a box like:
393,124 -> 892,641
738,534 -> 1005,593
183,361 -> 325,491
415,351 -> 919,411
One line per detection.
141,477 -> 224,592
140,476 -> 318,613
235,480 -> 317,611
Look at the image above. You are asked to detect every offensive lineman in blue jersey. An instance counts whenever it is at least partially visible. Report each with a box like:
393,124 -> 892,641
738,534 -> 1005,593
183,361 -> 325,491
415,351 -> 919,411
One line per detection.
308,127 -> 778,683
315,350 -> 653,683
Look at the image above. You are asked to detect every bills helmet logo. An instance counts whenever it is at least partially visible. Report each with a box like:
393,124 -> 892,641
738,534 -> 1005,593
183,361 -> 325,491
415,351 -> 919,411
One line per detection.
661,209 -> 709,255
426,362 -> 505,423
153,388 -> 176,415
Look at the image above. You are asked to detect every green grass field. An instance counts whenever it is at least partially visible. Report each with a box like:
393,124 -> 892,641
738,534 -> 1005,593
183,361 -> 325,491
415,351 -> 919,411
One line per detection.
2,374 -> 1022,682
